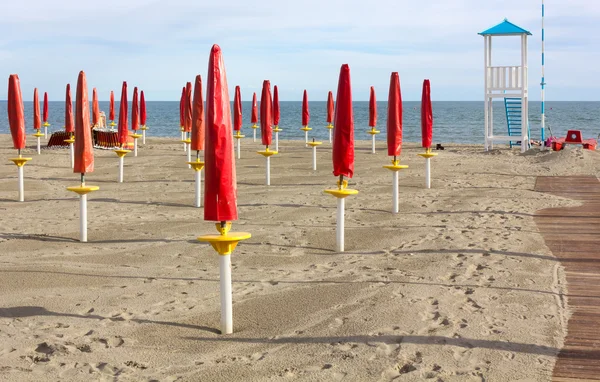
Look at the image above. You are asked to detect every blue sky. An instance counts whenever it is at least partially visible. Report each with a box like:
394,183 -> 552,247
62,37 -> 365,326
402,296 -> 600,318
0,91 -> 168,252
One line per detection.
1,0 -> 598,101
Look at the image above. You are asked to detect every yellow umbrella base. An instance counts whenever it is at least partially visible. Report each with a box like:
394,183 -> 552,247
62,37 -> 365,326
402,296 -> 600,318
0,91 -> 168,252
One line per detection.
257,149 -> 278,157
187,161 -> 205,171
324,188 -> 359,199
66,185 -> 99,195
9,157 -> 32,167
418,152 -> 438,159
114,149 -> 131,158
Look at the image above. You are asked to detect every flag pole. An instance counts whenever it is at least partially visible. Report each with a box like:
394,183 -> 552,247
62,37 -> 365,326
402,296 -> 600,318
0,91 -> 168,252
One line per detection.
540,0 -> 546,150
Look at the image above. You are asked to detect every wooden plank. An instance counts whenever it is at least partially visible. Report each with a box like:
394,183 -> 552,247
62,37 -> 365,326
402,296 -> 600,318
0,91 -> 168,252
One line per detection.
535,176 -> 600,381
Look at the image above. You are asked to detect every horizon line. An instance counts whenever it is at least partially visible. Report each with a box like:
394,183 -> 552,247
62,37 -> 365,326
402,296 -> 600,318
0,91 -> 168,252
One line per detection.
0,100 -> 597,103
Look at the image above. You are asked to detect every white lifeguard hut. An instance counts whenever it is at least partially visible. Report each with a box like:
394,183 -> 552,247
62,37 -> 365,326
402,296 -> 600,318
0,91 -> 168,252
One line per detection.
479,19 -> 532,153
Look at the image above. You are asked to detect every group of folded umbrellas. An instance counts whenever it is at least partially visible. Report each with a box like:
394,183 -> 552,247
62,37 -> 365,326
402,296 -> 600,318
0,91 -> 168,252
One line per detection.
6,44 -> 437,334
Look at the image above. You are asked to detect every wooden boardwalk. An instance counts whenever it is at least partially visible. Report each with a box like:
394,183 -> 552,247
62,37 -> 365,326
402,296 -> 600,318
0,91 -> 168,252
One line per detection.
535,176 -> 600,381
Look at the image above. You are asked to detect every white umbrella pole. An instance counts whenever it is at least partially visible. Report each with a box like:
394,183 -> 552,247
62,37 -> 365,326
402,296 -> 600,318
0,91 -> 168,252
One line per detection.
44,126 -> 47,139
142,129 -> 146,145
118,157 -> 124,183
237,138 -> 241,159
312,145 -> 317,171
134,138 -> 138,157
187,144 -> 191,168
80,194 -> 88,242
336,197 -> 345,252
37,137 -> 41,155
266,156 -> 271,186
253,129 -> 256,142
392,171 -> 399,214
304,130 -> 308,147
195,169 -> 201,208
69,143 -> 74,169
275,132 -> 279,152
371,135 -> 376,154
219,254 -> 233,334
329,129 -> 332,143
425,158 -> 431,189
18,166 -> 24,202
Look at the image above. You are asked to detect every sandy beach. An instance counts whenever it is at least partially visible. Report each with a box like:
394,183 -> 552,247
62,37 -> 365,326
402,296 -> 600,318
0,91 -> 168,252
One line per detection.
1,133 -> 598,381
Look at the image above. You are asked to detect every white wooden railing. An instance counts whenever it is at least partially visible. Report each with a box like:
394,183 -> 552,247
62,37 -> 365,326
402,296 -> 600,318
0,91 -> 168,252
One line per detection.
487,66 -> 522,90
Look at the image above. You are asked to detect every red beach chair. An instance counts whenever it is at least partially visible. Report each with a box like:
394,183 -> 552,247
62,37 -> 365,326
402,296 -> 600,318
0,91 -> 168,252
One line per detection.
552,130 -> 597,151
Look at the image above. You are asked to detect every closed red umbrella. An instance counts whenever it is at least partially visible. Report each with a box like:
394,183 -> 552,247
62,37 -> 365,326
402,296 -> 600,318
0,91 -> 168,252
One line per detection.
421,79 -> 433,149
117,81 -> 128,146
191,75 -> 205,151
251,92 -> 258,124
140,90 -> 146,126
65,84 -> 74,134
7,75 -> 26,150
33,88 -> 41,130
326,91 -> 334,124
387,72 -> 403,157
109,91 -> 115,121
418,79 -> 436,189
260,80 -> 272,146
179,86 -> 185,129
184,82 -> 192,133
131,87 -> 139,131
302,90 -> 310,126
74,71 -> 94,174
233,86 -> 242,132
273,85 -> 280,126
332,65 -> 354,178
369,86 -> 377,127
43,92 -> 49,123
204,44 -> 237,222
92,88 -> 100,127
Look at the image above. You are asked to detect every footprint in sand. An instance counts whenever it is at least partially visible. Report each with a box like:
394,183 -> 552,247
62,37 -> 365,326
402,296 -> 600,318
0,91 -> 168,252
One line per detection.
303,364 -> 333,373
368,343 -> 400,360
329,317 -> 348,329
92,336 -> 124,348
462,298 -> 483,313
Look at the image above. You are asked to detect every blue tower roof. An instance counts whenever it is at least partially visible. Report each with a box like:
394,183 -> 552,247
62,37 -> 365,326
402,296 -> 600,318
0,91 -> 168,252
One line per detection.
479,19 -> 532,36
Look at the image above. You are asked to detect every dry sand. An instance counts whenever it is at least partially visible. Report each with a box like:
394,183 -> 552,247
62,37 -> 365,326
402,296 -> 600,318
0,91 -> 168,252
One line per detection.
1,133 -> 599,381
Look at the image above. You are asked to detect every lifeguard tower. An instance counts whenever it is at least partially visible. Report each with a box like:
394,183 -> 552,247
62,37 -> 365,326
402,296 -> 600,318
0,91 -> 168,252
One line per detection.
479,19 -> 531,153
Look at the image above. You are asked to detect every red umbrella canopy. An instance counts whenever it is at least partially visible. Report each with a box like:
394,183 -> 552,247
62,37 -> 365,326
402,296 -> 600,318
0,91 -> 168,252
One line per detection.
184,82 -> 193,133
251,92 -> 258,124
421,79 -> 433,149
179,86 -> 185,128
233,85 -> 242,132
92,88 -> 100,126
140,90 -> 147,126
302,89 -> 310,126
65,84 -> 74,134
7,74 -> 26,150
33,88 -> 41,130
109,90 -> 115,121
43,92 -> 49,123
369,86 -> 377,127
131,87 -> 139,131
191,75 -> 205,151
73,71 -> 94,174
117,81 -> 129,146
204,44 -> 237,222
260,80 -> 272,146
326,91 -> 334,124
273,85 -> 280,126
332,64 -> 354,178
386,72 -> 403,157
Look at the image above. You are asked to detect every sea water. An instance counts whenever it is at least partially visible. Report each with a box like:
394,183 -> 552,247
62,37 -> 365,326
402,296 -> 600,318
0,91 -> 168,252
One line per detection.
1,101 -> 598,145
